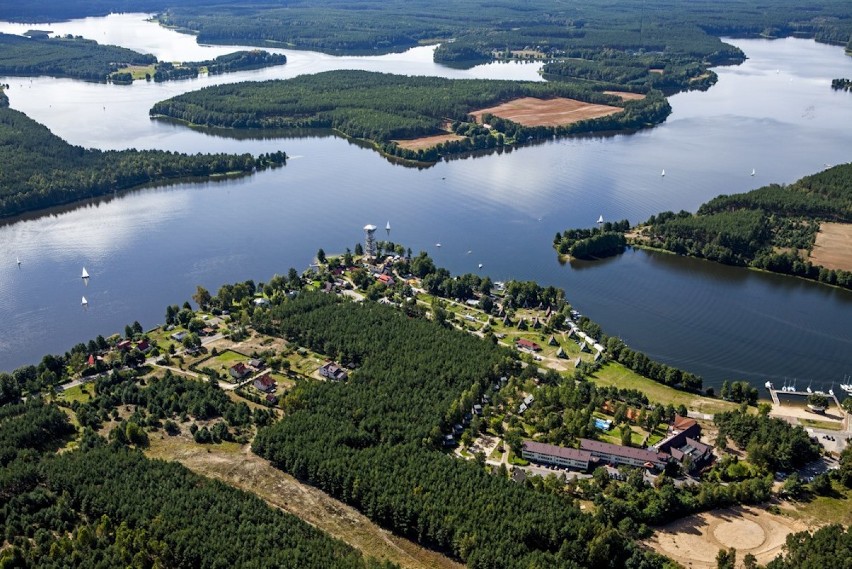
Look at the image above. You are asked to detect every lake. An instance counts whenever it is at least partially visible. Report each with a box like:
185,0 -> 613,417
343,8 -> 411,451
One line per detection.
0,14 -> 850,390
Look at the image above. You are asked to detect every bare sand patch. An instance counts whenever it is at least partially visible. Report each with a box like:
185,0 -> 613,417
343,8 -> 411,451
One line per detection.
809,222 -> 852,272
393,133 -> 465,151
603,90 -> 646,101
472,96 -> 621,127
647,507 -> 806,568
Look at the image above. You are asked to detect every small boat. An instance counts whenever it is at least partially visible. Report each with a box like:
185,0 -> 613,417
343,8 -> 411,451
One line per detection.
16,257 -> 21,267
750,168 -> 756,176
661,169 -> 666,177
81,267 -> 89,279
385,221 -> 391,234
597,215 -> 604,224
81,296 -> 88,306
435,243 -> 441,248
764,381 -> 773,390
478,263 -> 483,269
466,250 -> 472,255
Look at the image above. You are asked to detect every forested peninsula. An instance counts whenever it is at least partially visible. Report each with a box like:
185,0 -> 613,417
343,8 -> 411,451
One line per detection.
151,70 -> 671,163
562,165 -> 852,289
0,32 -> 155,83
0,89 -> 286,218
0,33 -> 286,84
3,246 -> 852,568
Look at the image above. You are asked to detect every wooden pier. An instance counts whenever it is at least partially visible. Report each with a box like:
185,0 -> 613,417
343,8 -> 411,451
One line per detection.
766,387 -> 842,410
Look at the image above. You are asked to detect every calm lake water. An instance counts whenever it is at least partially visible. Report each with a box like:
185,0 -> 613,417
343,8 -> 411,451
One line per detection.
0,14 -> 850,389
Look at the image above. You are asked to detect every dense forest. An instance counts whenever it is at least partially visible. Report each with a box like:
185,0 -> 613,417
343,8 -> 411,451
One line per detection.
0,97 -> 286,217
151,70 -> 671,162
554,220 -> 630,259
633,164 -> 852,288
0,33 -> 155,82
0,408 -> 392,567
714,407 -> 822,472
250,291 -> 666,568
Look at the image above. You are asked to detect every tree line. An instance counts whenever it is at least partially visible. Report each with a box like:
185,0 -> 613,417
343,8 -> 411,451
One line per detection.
637,164 -> 852,289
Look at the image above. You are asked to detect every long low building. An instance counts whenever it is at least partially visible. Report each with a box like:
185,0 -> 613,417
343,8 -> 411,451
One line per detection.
521,441 -> 592,471
579,438 -> 669,470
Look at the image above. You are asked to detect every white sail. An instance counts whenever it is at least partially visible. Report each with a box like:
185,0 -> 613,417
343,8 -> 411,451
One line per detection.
386,221 -> 391,231
661,169 -> 666,177
597,215 -> 604,224
81,296 -> 88,306
478,263 -> 483,269
16,257 -> 21,266
751,168 -> 756,176
81,267 -> 89,279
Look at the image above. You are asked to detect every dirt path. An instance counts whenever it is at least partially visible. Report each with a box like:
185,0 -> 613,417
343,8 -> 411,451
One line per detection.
146,435 -> 463,569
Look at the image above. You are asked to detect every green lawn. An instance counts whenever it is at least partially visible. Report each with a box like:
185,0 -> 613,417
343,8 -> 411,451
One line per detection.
784,483 -> 852,526
800,418 -> 844,431
589,362 -> 738,415
58,383 -> 93,404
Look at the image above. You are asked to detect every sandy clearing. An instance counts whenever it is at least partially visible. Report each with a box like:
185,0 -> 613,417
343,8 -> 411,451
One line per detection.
603,90 -> 646,101
147,436 -> 463,569
472,96 -> 621,127
393,133 -> 466,150
647,507 -> 807,568
809,222 -> 852,272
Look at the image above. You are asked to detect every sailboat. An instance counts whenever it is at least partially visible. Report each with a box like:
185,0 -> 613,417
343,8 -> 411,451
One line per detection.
16,257 -> 21,267
750,168 -> 756,176
596,215 -> 604,224
435,243 -> 441,248
385,221 -> 391,235
661,169 -> 666,177
81,296 -> 88,307
81,267 -> 89,279
478,263 -> 483,269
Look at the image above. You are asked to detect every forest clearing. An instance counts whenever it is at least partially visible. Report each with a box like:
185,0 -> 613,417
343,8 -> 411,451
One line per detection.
809,222 -> 852,272
472,96 -> 621,127
393,132 -> 466,150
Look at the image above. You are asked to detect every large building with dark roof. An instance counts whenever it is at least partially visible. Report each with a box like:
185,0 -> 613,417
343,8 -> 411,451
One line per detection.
579,438 -> 669,469
522,441 -> 591,470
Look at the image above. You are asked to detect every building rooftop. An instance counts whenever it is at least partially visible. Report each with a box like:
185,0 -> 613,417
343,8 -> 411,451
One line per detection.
579,438 -> 667,463
523,440 -> 592,462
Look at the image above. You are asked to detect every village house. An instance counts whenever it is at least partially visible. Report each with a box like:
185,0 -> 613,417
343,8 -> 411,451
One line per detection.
522,441 -> 592,471
515,338 -> 541,352
229,362 -> 250,380
253,373 -> 277,393
319,361 -> 348,381
248,358 -> 265,370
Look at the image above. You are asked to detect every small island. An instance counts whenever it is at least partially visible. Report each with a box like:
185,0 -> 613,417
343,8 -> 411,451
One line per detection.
0,33 -> 286,84
151,70 -> 671,163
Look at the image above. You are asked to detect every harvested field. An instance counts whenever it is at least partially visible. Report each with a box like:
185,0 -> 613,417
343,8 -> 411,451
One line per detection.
809,222 -> 852,272
393,133 -> 465,151
472,96 -> 621,127
647,507 -> 807,568
603,90 -> 646,101
147,435 -> 463,569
